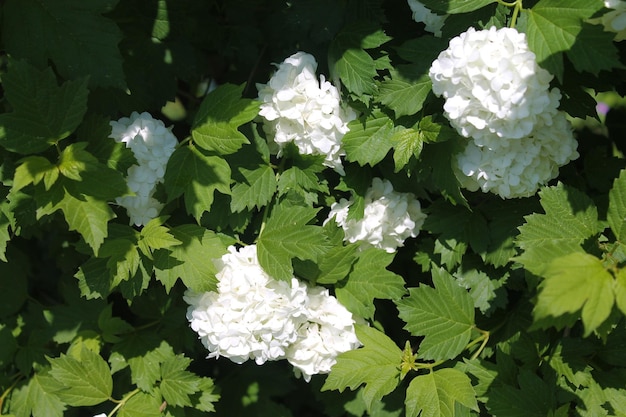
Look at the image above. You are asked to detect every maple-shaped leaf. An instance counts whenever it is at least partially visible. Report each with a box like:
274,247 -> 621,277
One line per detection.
608,169 -> 626,241
257,205 -> 331,280
159,355 -> 200,407
322,325 -> 403,411
515,183 -> 601,276
0,61 -> 88,154
335,248 -> 406,319
535,253 -> 614,336
487,370 -> 556,417
378,66 -> 432,118
343,111 -> 395,167
164,145 -> 231,222
396,267 -> 475,361
2,0 -> 125,89
405,368 -> 478,417
230,164 -> 277,212
192,84 -> 259,155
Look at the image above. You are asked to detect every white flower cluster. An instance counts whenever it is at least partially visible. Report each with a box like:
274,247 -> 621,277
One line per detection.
599,0 -> 626,41
184,245 -> 360,381
325,178 -> 426,253
407,0 -> 447,37
109,112 -> 177,226
429,27 -> 579,198
257,52 -> 357,174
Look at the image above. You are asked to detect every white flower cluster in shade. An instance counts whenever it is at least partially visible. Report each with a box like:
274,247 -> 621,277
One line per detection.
325,178 -> 427,253
407,0 -> 447,37
109,112 -> 177,226
429,27 -> 579,198
184,245 -> 360,382
599,0 -> 626,41
257,51 -> 357,174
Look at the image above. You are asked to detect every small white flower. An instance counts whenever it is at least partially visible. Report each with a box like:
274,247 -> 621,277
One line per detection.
407,0 -> 447,37
184,244 -> 360,379
325,178 -> 426,253
109,112 -> 177,226
257,52 -> 356,174
455,111 -> 579,198
599,0 -> 626,40
429,27 -> 559,142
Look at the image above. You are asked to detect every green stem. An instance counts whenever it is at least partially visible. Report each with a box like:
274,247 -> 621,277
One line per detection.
108,388 -> 140,417
0,375 -> 24,413
467,327 -> 490,360
509,0 -> 523,29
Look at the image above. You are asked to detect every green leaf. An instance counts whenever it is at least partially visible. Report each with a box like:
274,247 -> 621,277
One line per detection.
515,183 -> 601,276
521,0 -> 605,81
396,267 -> 475,361
257,205 -> 331,280
38,182 -> 115,254
231,164 -> 277,212
405,368 -> 478,417
138,218 -> 182,256
329,23 -> 391,97
535,253 -> 614,336
378,67 -> 432,118
322,325 -> 403,411
2,0 -> 125,89
112,337 -> 174,392
192,84 -> 259,154
13,156 -> 59,192
159,356 -> 200,407
336,248 -> 406,319
615,268 -> 626,316
419,0 -> 496,13
568,23 -> 624,76
153,225 -> 232,292
343,112 -> 394,166
10,374 -> 66,417
48,348 -> 113,406
75,257 -> 113,299
316,243 -> 359,284
487,370 -> 556,417
391,127 -> 423,172
0,61 -> 89,154
118,392 -> 162,417
419,116 -> 460,144
608,169 -> 626,241
164,145 -> 231,221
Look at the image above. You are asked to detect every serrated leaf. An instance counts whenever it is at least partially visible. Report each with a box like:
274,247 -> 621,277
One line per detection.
419,0 -> 496,13
405,368 -> 478,417
336,248 -> 406,319
487,370 -> 556,417
316,243 -> 359,284
0,61 -> 88,154
568,23 -> 624,75
164,145 -> 231,221
48,348 -> 113,406
38,182 -> 115,254
419,116 -> 459,144
112,336 -> 174,392
535,253 -> 614,336
75,257 -> 113,299
608,169 -> 626,241
153,225 -> 232,292
118,392 -> 162,417
231,164 -> 277,212
522,0 -> 604,82
378,66 -> 432,118
192,84 -> 259,154
2,0 -> 125,89
391,127 -> 423,172
396,267 -> 475,361
515,183 -> 600,276
277,164 -> 327,198
328,22 -> 390,97
138,218 -> 182,256
11,374 -> 66,417
322,325 -> 402,411
160,356 -> 200,407
12,156 -> 59,192
257,205 -> 330,280
418,141 -> 468,207
615,269 -> 626,316
343,112 -> 394,166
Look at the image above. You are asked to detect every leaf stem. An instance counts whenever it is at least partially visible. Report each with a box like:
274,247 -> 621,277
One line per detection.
0,375 -> 24,413
108,388 -> 140,417
467,327 -> 490,360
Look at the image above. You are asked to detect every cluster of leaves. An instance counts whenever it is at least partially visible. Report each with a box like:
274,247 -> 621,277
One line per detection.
1,0 -> 626,416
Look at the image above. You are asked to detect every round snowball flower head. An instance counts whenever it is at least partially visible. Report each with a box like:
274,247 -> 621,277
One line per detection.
109,112 -> 178,226
325,178 -> 427,253
407,0 -> 447,37
455,111 -> 579,198
257,51 -> 357,174
184,245 -> 310,365
286,286 -> 360,382
429,26 -> 560,143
